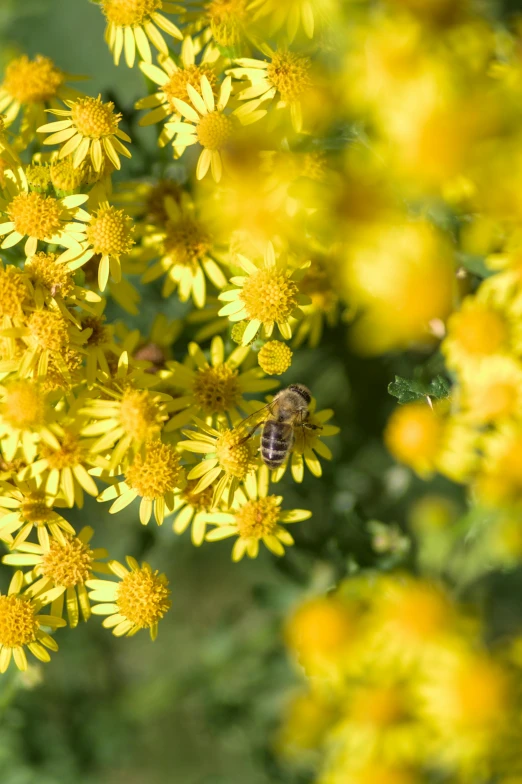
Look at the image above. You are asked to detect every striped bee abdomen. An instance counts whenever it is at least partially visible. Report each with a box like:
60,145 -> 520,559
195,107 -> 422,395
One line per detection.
261,420 -> 293,468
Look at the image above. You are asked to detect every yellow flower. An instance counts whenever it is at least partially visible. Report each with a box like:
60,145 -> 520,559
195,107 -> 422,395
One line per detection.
38,95 -> 131,173
25,251 -> 100,311
170,480 -> 216,546
0,114 -> 20,164
163,335 -> 278,429
0,570 -> 66,673
0,480 -> 76,548
458,356 -> 522,424
0,166 -> 90,257
2,527 -> 109,628
292,252 -> 340,349
248,0 -> 326,41
169,74 -> 234,182
385,402 -> 445,477
87,556 -> 171,640
0,378 -> 59,463
230,49 -> 311,132
178,419 -> 259,506
258,340 -> 292,375
100,0 -> 182,67
218,241 -> 309,344
205,0 -> 249,47
205,466 -> 310,560
475,424 -> 522,506
97,440 -> 186,525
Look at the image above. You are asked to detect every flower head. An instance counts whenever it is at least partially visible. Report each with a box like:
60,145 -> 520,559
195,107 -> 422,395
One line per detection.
258,340 -> 292,375
0,481 -> 76,549
101,0 -> 182,67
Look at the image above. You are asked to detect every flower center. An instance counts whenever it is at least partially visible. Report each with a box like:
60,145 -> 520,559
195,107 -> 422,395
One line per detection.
197,111 -> 234,151
50,159 -> 86,192
8,192 -> 63,240
215,429 -> 255,479
0,265 -> 27,318
26,251 -> 75,298
119,388 -> 167,442
235,495 -> 280,539
20,492 -> 56,524
125,441 -> 185,498
82,316 -> 109,346
181,480 -> 214,511
71,96 -> 121,138
207,0 -> 247,46
42,536 -> 94,587
192,364 -> 241,414
101,0 -> 162,26
450,307 -> 508,356
240,268 -> 299,324
266,51 -> 311,102
0,594 -> 39,648
41,431 -> 83,470
258,340 -> 292,375
2,55 -> 64,104
2,380 -> 47,430
163,218 -> 211,268
28,310 -> 69,352
352,686 -> 406,728
86,206 -> 135,257
116,566 -> 171,628
164,65 -> 217,109
26,164 -> 51,193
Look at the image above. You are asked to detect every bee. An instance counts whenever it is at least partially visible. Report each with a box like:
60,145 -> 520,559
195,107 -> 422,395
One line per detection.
235,384 -> 321,469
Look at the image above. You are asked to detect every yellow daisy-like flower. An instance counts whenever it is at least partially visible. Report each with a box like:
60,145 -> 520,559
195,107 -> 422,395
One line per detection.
0,570 -> 66,673
97,440 -> 186,525
0,378 -> 59,463
169,480 -> 216,546
0,166 -> 89,257
292,252 -> 340,349
2,527 -> 110,628
100,0 -> 182,68
458,356 -> 522,424
0,480 -> 76,549
229,49 -> 311,132
38,95 -> 131,173
178,418 -> 259,506
475,424 -> 522,507
258,340 -> 292,375
205,466 -> 311,561
140,192 -> 227,306
169,74 -> 234,182
164,335 -> 278,429
87,556 -> 171,640
218,241 -> 310,345
204,0 -> 249,47
24,251 -> 101,314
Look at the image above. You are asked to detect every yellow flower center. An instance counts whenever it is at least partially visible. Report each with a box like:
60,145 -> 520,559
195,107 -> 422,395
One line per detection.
86,206 -> 135,257
240,267 -> 299,325
26,251 -> 75,298
50,159 -> 86,192
235,495 -> 280,539
41,536 -> 94,588
207,0 -> 247,46
0,265 -> 27,318
0,594 -> 38,648
116,566 -> 171,628
125,441 -> 185,498
450,306 -> 508,356
164,65 -> 217,109
70,96 -> 121,139
119,388 -> 167,441
163,218 -> 211,268
266,51 -> 311,102
28,310 -> 69,352
215,429 -> 256,478
385,403 -> 443,469
20,492 -> 56,524
351,686 -> 406,728
192,364 -> 241,414
258,340 -> 293,375
26,164 -> 51,193
102,0 -> 162,26
2,380 -> 47,430
41,431 -> 83,470
453,658 -> 508,728
285,597 -> 356,658
387,584 -> 451,642
180,480 -> 214,511
8,192 -> 63,240
2,55 -> 64,104
197,111 -> 233,151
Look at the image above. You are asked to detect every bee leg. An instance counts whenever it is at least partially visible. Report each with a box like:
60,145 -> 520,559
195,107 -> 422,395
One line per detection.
303,422 -> 322,431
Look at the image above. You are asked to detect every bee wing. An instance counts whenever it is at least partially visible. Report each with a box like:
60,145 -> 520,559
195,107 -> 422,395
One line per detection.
234,400 -> 274,432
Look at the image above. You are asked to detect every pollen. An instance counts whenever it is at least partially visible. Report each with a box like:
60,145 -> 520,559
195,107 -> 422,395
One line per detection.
258,340 -> 292,375
2,55 -> 64,104
126,441 -> 185,498
116,564 -> 171,629
101,0 -> 161,26
196,111 -> 234,151
180,480 -> 214,512
70,96 -> 121,139
28,310 -> 69,352
266,51 -> 311,102
163,217 -> 211,268
164,65 -> 217,108
41,535 -> 94,588
7,191 -> 63,240
0,265 -> 27,318
215,429 -> 255,478
2,380 -> 47,430
20,492 -> 56,524
25,163 -> 51,193
119,388 -> 167,441
26,251 -> 75,298
50,159 -> 86,192
0,594 -> 38,648
41,431 -> 83,470
240,268 -> 299,324
192,364 -> 241,413
86,205 -> 135,257
235,495 -> 280,539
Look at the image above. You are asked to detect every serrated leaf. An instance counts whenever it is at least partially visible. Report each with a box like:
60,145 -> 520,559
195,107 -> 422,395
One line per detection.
388,375 -> 451,405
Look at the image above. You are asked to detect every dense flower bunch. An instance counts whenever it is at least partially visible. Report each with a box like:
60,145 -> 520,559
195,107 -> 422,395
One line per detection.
278,574 -> 522,783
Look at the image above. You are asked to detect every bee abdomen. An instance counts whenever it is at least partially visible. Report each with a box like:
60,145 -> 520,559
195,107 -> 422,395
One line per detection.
261,421 -> 291,468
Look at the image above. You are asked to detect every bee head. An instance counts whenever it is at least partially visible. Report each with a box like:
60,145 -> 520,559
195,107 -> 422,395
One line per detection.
287,383 -> 312,404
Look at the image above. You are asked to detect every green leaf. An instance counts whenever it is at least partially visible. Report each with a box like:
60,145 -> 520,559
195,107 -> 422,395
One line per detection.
388,375 -> 451,405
